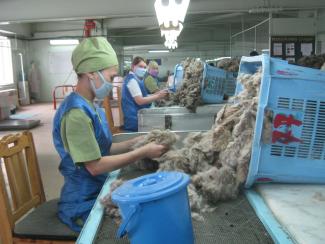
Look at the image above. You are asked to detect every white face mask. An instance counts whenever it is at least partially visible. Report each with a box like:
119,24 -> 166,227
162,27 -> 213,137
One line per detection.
90,71 -> 113,100
134,67 -> 147,78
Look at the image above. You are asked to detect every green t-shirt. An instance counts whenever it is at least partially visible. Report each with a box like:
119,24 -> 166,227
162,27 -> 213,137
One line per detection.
60,98 -> 101,164
144,75 -> 159,94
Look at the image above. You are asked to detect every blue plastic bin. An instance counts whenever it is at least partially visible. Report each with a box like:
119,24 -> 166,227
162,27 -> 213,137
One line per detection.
245,54 -> 325,187
201,63 -> 227,103
112,171 -> 194,244
170,64 -> 184,92
225,71 -> 238,97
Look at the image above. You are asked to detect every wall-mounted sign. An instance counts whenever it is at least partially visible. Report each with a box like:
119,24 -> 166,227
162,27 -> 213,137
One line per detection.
271,36 -> 315,63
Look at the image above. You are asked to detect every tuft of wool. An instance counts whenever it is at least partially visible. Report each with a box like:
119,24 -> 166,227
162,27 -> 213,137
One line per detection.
217,58 -> 240,72
156,58 -> 204,112
297,54 -> 325,69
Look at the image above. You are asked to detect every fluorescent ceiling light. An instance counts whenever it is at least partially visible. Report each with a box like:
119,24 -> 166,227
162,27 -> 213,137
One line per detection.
0,29 -> 15,35
50,39 -> 79,45
0,22 -> 10,25
148,50 -> 170,53
154,0 -> 190,50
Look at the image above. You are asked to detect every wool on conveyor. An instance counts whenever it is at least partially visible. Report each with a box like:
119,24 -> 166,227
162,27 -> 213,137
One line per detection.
216,57 -> 240,72
101,68 -> 263,223
297,54 -> 325,69
156,58 -> 204,112
131,129 -> 178,170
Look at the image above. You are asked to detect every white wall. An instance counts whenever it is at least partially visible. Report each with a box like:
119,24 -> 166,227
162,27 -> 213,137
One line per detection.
28,40 -> 78,102
27,38 -> 125,102
271,18 -> 316,36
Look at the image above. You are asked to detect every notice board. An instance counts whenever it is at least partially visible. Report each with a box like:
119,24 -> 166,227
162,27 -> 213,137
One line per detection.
271,36 -> 315,63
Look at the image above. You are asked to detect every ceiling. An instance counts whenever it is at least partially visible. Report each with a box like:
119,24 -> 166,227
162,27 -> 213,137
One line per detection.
0,0 -> 325,23
0,0 -> 325,49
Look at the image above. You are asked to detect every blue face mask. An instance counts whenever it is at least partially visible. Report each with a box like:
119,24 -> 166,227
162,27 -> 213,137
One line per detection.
90,71 -> 113,100
134,67 -> 147,79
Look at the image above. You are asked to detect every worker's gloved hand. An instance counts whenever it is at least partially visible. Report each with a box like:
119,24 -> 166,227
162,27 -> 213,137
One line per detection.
141,142 -> 168,159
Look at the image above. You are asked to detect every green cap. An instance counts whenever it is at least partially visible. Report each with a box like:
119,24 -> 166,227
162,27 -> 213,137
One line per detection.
71,37 -> 118,74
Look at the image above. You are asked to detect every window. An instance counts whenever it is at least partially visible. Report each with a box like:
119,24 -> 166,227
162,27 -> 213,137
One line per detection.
0,36 -> 14,86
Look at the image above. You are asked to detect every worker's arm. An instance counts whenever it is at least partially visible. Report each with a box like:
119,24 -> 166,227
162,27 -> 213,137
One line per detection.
109,135 -> 144,155
85,142 -> 166,176
127,78 -> 167,106
134,90 -> 167,106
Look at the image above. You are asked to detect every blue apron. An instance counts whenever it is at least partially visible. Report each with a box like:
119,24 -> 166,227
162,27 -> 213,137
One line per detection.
122,73 -> 151,131
52,92 -> 112,232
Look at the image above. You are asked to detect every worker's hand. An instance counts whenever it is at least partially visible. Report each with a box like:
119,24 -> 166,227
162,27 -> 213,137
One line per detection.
155,89 -> 168,99
141,142 -> 168,159
129,135 -> 145,146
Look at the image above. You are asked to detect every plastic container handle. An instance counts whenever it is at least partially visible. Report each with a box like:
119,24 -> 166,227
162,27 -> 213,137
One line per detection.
117,204 -> 140,238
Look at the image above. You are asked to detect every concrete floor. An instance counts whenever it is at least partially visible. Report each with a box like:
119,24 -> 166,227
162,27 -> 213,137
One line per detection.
0,103 -> 63,200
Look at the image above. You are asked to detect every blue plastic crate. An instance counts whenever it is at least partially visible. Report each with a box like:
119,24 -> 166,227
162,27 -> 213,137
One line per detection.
225,71 -> 238,97
171,62 -> 235,102
201,63 -> 227,103
235,55 -> 265,95
245,54 -> 325,187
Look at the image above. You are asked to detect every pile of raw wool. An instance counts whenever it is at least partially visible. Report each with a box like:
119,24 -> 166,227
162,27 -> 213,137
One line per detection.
156,58 -> 204,112
217,57 -> 240,72
130,130 -> 178,170
297,54 -> 325,69
101,69 -> 263,222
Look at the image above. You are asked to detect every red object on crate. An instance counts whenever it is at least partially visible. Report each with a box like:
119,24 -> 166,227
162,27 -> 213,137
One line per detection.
272,130 -> 303,144
273,114 -> 302,128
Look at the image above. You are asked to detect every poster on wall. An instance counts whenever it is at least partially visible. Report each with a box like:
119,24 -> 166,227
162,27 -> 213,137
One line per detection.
273,43 -> 283,56
285,43 -> 295,56
271,36 -> 315,63
301,43 -> 313,56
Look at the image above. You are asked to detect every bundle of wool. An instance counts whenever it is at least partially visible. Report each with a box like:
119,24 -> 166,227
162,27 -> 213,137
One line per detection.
297,54 -> 325,69
100,179 -> 125,224
217,58 -> 240,72
192,166 -> 238,204
156,58 -> 204,112
131,129 -> 178,170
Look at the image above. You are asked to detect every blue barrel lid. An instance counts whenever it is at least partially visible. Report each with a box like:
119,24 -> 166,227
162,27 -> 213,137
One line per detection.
112,171 -> 190,204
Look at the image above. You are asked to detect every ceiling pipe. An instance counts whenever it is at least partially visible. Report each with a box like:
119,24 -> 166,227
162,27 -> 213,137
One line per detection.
191,13 -> 245,23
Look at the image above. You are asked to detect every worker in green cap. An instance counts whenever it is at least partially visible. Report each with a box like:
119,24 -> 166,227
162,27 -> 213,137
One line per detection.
52,37 -> 167,232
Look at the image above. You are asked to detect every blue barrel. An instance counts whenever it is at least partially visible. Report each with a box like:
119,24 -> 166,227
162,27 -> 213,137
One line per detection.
112,171 -> 194,244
